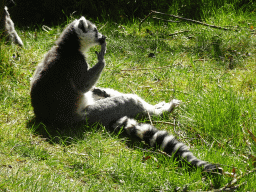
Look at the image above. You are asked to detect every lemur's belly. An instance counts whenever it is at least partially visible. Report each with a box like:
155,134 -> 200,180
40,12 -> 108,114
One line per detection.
76,91 -> 95,115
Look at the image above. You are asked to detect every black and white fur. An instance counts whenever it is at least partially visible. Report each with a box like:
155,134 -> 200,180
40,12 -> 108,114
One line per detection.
0,6 -> 23,46
30,17 -> 221,173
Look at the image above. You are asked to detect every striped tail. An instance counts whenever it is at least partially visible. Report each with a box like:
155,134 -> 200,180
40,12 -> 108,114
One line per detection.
111,116 -> 222,173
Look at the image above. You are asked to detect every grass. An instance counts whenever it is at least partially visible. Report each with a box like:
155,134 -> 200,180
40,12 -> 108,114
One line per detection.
1,8 -> 256,191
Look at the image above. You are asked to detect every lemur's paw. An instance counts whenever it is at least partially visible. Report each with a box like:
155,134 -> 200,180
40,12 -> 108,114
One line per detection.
166,99 -> 181,112
170,99 -> 181,107
154,99 -> 181,112
99,35 -> 106,45
95,42 -> 107,61
154,102 -> 174,113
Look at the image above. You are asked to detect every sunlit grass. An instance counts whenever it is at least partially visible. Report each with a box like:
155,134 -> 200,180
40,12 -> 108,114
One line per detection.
1,7 -> 256,191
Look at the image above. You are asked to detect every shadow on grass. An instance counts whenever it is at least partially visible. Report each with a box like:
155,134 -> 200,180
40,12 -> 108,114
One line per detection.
26,117 -> 94,145
26,115 -> 146,147
26,116 -> 223,187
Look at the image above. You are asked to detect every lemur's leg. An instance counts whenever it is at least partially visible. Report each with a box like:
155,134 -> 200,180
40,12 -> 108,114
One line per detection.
83,94 -> 180,127
92,88 -> 181,113
111,116 -> 222,173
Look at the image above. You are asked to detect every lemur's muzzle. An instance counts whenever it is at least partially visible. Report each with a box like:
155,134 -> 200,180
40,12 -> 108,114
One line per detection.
99,35 -> 106,45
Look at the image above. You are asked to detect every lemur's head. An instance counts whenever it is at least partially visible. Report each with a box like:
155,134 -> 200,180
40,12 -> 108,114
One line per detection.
74,17 -> 106,52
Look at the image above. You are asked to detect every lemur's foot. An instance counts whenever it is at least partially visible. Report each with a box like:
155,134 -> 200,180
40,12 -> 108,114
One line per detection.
169,99 -> 181,112
154,99 -> 181,113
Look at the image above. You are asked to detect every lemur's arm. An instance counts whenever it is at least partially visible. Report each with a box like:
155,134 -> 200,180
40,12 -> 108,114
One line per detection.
84,42 -> 106,89
72,42 -> 107,93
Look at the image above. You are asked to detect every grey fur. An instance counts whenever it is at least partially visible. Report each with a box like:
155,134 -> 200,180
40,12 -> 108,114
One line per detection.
0,6 -> 23,46
30,17 -> 222,173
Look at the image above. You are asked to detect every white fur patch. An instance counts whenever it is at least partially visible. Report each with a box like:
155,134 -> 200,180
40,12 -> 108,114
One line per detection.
172,142 -> 184,152
135,124 -> 151,139
196,161 -> 207,167
181,152 -> 192,158
77,91 -> 94,115
112,116 -> 127,130
149,131 -> 167,147
118,118 -> 137,135
160,135 -> 175,150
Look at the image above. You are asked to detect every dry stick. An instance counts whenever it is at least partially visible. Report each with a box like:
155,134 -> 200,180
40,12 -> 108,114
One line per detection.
134,146 -> 173,158
147,111 -> 153,126
127,84 -> 136,94
152,17 -> 180,23
42,25 -> 52,32
153,121 -> 175,126
139,11 -> 154,31
120,65 -> 172,71
221,181 -> 247,191
169,30 -> 190,36
197,133 -> 210,147
151,10 -> 233,31
139,10 -> 235,31
99,21 -> 108,31
215,168 -> 256,191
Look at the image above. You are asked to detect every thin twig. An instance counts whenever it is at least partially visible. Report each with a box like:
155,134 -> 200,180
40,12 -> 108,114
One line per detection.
137,87 -> 188,94
153,121 -> 175,126
197,133 -> 210,147
120,65 -> 172,71
42,25 -> 52,33
140,10 -> 236,31
205,181 -> 247,192
152,17 -> 180,23
156,149 -> 173,158
134,146 -> 174,159
127,84 -> 136,94
169,30 -> 190,36
173,117 -> 176,132
215,168 -> 256,191
9,144 -> 19,154
99,21 -> 108,31
147,111 -> 153,126
139,11 -> 154,31
151,10 -> 233,31
67,151 -> 88,156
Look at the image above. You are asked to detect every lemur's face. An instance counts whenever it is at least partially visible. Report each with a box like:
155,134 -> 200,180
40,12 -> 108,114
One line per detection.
74,17 -> 106,52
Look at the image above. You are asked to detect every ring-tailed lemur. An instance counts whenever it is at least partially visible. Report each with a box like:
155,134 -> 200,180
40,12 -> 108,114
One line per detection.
0,6 -> 23,46
30,17 -> 222,173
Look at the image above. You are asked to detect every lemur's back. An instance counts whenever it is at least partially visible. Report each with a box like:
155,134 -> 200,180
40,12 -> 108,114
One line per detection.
30,21 -> 89,125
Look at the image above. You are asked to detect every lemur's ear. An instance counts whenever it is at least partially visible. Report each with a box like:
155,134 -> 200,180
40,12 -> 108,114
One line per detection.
4,6 -> 9,15
78,17 -> 88,33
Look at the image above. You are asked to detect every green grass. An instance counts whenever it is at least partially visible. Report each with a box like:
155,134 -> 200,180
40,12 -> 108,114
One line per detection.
1,9 -> 256,191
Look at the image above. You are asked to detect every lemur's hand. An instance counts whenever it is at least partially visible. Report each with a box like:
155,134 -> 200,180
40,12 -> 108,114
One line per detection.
95,41 -> 106,62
